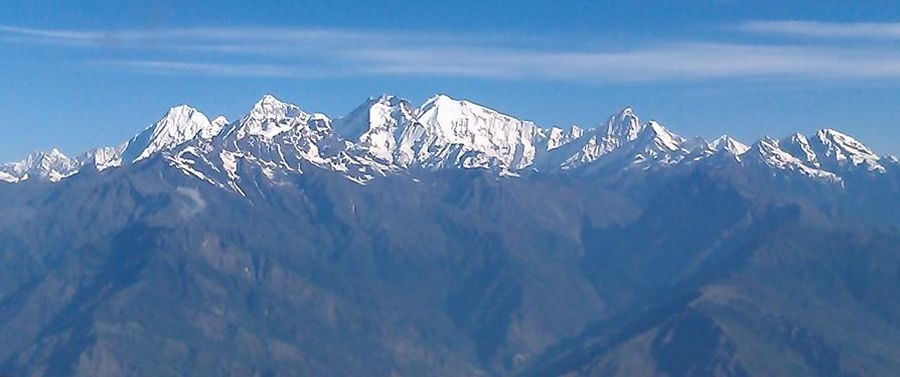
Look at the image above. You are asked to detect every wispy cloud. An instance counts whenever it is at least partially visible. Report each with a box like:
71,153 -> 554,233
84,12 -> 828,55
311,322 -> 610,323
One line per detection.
95,60 -> 311,78
0,25 -> 514,52
5,24 -> 900,82
342,43 -> 900,81
741,21 -> 900,40
175,186 -> 206,219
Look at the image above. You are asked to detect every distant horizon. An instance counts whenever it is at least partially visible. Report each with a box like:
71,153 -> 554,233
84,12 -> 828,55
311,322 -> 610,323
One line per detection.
5,1 -> 900,161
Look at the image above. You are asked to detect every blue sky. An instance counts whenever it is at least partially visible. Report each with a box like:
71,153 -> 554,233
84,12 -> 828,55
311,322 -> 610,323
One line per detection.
4,0 -> 900,161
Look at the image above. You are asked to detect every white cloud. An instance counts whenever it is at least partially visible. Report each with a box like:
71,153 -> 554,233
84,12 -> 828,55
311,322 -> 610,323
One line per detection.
741,21 -> 900,40
95,60 -> 317,78
176,186 -> 206,218
0,25 -> 502,51
6,24 -> 900,82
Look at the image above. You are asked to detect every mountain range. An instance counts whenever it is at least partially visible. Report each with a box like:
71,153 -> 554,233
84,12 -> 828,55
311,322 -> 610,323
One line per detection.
1,94 -> 899,376
3,94 -> 894,190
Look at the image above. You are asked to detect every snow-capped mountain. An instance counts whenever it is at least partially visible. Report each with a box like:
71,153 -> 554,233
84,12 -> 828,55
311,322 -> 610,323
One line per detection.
205,116 -> 230,140
332,95 -> 418,165
0,94 -> 893,191
547,107 -> 644,170
778,133 -> 819,168
335,94 -> 541,171
809,129 -> 885,173
744,137 -> 842,183
538,125 -> 584,151
534,107 -> 695,172
0,148 -> 79,183
77,145 -> 126,172
222,94 -> 311,140
409,94 -> 541,171
166,95 -> 393,193
775,130 -> 885,176
709,135 -> 750,158
121,105 -> 217,164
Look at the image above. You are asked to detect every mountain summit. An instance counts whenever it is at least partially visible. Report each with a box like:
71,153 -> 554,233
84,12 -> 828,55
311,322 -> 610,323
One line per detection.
121,105 -> 215,164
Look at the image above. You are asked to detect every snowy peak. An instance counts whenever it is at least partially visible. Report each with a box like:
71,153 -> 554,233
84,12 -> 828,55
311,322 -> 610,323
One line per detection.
230,94 -> 312,139
747,137 -> 840,183
43,148 -> 67,161
77,145 -> 125,172
547,108 -> 695,171
779,133 -> 819,167
605,107 -> 643,142
810,128 -> 884,172
717,127 -> 897,185
122,105 -> 213,163
709,135 -> 750,156
751,137 -> 795,166
417,94 -> 455,113
0,148 -> 79,183
332,94 -> 416,163
412,94 -> 539,170
542,125 -> 583,151
621,120 -> 693,167
642,121 -> 685,152
416,94 -> 502,123
203,116 -> 229,140
333,95 -> 412,139
251,94 -> 300,118
415,94 -> 527,129
765,129 -> 886,177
